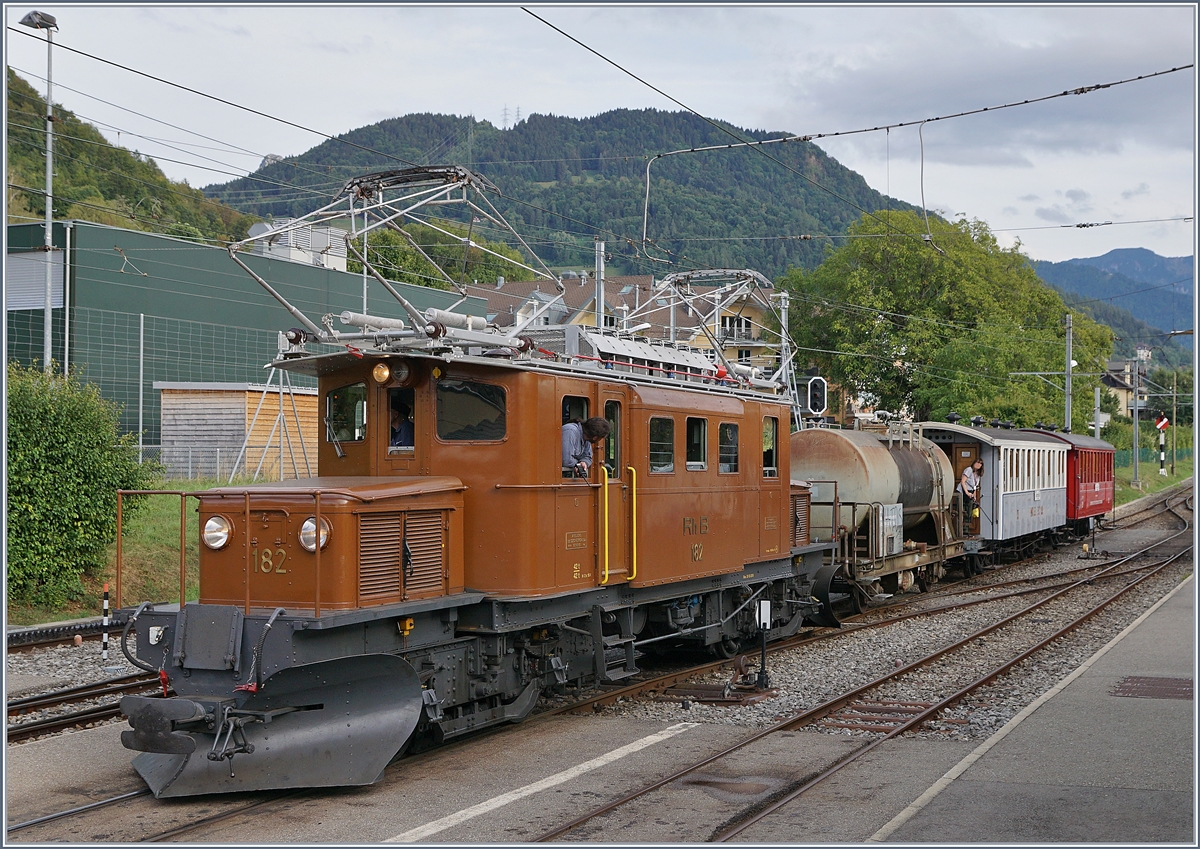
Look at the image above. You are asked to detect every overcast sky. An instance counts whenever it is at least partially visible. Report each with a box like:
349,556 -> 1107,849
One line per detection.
5,4 -> 1196,264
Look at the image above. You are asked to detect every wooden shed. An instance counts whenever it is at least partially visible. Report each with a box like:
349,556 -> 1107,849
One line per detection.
154,382 -> 318,480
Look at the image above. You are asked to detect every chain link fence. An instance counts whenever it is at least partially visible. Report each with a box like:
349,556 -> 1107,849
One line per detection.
8,305 -> 320,443
140,443 -> 316,482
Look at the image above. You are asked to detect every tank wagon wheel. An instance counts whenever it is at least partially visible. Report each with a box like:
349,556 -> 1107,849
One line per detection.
916,572 -> 932,594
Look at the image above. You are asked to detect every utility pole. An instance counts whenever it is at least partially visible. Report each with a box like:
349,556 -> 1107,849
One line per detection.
594,237 -> 605,329
1131,357 -> 1141,489
1171,371 -> 1177,476
20,12 -> 58,372
1064,313 -> 1073,431
1093,386 -> 1101,439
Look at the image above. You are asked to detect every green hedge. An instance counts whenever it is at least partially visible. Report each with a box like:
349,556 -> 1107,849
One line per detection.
6,362 -> 162,605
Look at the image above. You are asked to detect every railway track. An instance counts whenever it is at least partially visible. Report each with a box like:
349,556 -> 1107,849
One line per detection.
534,499 -> 1193,841
6,491 -> 1190,840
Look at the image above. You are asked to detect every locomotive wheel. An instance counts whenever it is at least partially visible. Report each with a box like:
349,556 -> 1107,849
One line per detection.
712,636 -> 742,659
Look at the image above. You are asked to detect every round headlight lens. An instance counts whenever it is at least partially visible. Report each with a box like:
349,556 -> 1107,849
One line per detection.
372,362 -> 391,384
299,516 -> 332,552
203,515 -> 232,550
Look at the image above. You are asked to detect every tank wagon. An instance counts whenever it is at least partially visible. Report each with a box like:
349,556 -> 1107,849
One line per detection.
790,422 -> 965,606
114,167 -> 837,798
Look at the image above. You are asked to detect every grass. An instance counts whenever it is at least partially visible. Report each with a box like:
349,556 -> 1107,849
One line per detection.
1113,456 -> 1193,507
6,478 -> 241,627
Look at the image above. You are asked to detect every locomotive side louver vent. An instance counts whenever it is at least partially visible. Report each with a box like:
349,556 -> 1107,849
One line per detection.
359,513 -> 402,605
790,489 -> 811,547
404,510 -> 445,600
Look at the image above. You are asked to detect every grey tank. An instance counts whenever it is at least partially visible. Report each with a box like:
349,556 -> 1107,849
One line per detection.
790,428 -> 955,531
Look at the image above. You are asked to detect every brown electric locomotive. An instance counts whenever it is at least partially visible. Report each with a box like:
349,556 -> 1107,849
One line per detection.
115,172 -> 837,799
118,335 -> 836,797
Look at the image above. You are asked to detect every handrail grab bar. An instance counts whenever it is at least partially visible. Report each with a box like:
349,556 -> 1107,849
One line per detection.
626,466 -> 637,581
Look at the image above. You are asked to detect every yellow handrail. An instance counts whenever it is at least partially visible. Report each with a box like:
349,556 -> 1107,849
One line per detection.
626,466 -> 637,580
599,465 -> 610,584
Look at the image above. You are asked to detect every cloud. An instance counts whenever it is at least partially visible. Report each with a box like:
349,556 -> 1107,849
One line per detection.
1019,194 -> 1041,202
1035,206 -> 1072,223
1064,189 -> 1090,204
1121,182 -> 1151,199
768,6 -> 1194,167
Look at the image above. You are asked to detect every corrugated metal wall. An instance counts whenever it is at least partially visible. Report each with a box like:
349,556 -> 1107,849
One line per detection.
6,221 -> 487,447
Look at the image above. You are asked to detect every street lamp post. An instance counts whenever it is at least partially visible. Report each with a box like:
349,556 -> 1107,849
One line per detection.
20,10 -> 58,374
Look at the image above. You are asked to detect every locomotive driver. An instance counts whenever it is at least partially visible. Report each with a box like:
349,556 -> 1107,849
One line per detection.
562,416 -> 611,477
958,459 -> 984,523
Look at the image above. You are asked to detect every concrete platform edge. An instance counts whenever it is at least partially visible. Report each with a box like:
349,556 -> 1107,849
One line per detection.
867,573 -> 1195,843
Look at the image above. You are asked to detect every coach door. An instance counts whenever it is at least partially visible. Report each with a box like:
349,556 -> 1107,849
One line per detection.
597,394 -> 631,584
952,443 -> 980,534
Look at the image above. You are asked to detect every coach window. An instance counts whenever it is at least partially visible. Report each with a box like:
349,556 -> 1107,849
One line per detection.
436,379 -> 506,441
718,423 -> 739,473
763,416 -> 779,478
649,416 -> 675,473
604,400 -> 621,479
327,382 -> 367,442
686,417 -> 708,471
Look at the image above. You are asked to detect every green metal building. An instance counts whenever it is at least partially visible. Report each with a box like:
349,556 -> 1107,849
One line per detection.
6,220 -> 485,443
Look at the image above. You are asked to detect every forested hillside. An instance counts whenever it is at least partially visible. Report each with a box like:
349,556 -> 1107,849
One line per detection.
6,70 -> 254,243
203,109 -> 920,277
1033,253 -> 1192,353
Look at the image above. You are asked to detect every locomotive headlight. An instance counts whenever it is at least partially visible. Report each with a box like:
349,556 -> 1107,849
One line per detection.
202,515 -> 232,550
299,516 -> 332,552
372,363 -> 391,384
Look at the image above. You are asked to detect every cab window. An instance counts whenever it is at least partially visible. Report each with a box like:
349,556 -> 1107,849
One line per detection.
686,417 -> 707,471
327,382 -> 367,442
387,387 -> 416,453
719,422 -> 739,473
604,400 -> 621,479
649,416 -> 674,473
763,416 -> 778,478
436,380 -> 506,441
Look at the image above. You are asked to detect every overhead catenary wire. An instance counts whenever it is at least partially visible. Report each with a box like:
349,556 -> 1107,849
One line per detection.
7,25 -> 423,172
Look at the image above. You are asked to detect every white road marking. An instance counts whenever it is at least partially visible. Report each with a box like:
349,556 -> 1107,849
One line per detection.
384,721 -> 700,843
868,574 -> 1194,843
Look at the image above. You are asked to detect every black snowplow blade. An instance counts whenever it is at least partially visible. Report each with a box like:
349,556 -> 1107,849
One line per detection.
807,563 -> 843,628
123,653 -> 423,798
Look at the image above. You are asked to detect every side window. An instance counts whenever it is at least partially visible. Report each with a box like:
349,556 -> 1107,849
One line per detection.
327,382 -> 367,442
562,395 -> 589,424
436,380 -> 506,441
649,416 -> 675,473
604,400 -> 621,479
763,416 -> 778,478
685,417 -> 707,471
718,423 -> 739,473
387,387 -> 416,453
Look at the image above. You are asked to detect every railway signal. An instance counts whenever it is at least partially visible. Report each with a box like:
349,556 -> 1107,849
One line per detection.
806,376 -> 827,417
1155,414 -> 1169,476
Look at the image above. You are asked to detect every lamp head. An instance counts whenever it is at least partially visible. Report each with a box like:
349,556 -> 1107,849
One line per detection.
20,11 -> 57,29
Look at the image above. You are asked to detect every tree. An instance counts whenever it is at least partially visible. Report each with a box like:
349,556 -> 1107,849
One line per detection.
7,362 -> 162,605
780,211 -> 1113,427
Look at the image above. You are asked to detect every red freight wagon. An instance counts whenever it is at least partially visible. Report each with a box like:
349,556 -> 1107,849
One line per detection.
1021,430 -> 1114,530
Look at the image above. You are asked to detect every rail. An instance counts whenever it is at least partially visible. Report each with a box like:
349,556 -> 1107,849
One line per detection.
115,489 -> 328,617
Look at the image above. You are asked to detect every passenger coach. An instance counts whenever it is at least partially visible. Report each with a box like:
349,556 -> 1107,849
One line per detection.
920,423 -> 1068,556
1020,429 -> 1114,532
